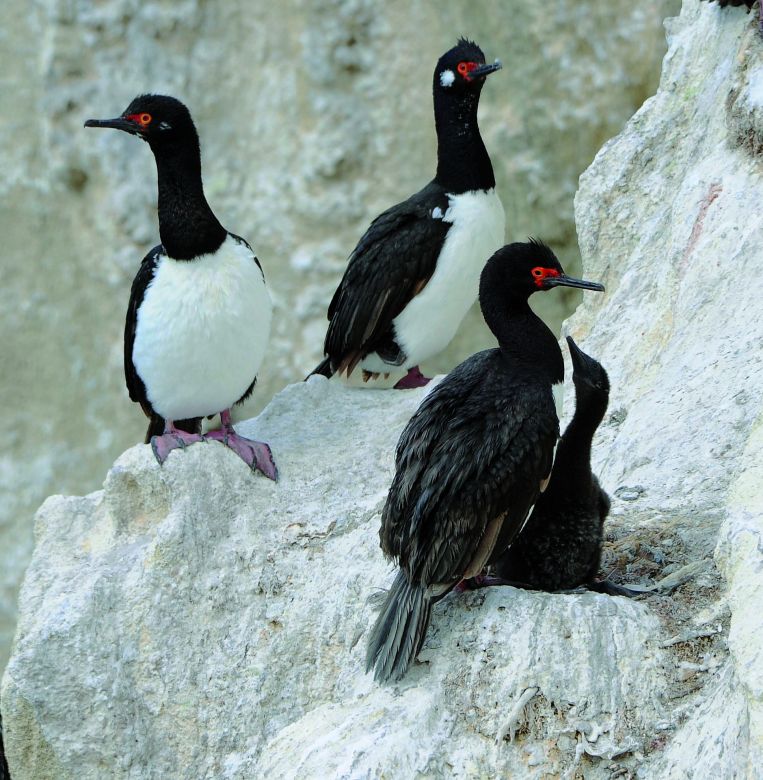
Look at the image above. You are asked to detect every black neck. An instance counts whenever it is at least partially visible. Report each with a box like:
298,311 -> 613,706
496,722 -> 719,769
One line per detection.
150,138 -> 226,260
433,88 -> 495,193
482,294 -> 564,385
548,386 -> 608,484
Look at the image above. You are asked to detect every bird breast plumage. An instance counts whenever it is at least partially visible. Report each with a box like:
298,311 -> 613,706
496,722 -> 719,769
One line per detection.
132,235 -> 272,420
360,188 -> 505,373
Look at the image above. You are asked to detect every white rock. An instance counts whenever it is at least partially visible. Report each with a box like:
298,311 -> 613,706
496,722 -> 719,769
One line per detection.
0,0 -> 677,668
5,0 -> 763,777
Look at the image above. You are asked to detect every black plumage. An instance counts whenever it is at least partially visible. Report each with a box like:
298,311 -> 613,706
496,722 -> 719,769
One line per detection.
309,39 -> 503,386
491,337 -> 616,593
85,95 -> 276,478
366,242 -> 605,683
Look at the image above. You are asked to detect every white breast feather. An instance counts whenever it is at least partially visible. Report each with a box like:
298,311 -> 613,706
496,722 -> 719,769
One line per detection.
361,189 -> 504,372
133,235 -> 272,420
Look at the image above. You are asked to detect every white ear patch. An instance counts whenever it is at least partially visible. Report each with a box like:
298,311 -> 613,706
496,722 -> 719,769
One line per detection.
439,69 -> 455,88
159,121 -> 171,130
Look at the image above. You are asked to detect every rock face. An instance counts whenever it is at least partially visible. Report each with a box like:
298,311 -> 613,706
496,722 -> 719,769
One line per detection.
0,0 -> 677,671
5,0 -> 763,777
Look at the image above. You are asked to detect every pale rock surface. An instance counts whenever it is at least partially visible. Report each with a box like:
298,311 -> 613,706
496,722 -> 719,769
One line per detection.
8,0 -> 763,776
0,0 -> 677,669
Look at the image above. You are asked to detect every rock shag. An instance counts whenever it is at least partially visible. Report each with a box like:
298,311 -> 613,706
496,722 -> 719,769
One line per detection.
85,95 -> 277,479
366,241 -> 605,683
489,337 -> 633,596
308,39 -> 505,389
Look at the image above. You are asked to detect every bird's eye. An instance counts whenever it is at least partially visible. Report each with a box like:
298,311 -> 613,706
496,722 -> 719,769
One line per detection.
126,112 -> 152,126
531,267 -> 544,278
457,61 -> 478,79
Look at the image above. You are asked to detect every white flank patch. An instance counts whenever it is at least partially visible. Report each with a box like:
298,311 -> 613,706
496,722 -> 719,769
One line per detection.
439,69 -> 455,88
362,189 -> 504,372
431,206 -> 443,219
133,234 -> 272,420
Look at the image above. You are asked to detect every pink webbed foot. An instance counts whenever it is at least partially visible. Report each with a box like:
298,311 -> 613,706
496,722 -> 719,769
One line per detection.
150,425 -> 203,465
204,410 -> 278,481
393,366 -> 431,390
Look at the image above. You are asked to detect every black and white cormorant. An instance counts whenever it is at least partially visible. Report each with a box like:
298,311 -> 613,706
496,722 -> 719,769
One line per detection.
489,337 -> 632,595
309,39 -> 505,389
85,95 -> 277,480
365,241 -> 605,683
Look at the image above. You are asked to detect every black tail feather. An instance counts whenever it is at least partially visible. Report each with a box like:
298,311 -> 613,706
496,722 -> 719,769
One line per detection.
366,571 -> 432,683
143,414 -> 202,445
305,356 -> 334,382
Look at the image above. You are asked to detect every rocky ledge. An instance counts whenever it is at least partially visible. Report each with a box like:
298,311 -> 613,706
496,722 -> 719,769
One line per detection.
3,1 -> 763,777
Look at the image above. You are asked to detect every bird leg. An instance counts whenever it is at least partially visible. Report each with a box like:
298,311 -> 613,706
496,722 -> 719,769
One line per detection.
393,366 -> 431,389
150,420 -> 204,464
204,409 -> 278,481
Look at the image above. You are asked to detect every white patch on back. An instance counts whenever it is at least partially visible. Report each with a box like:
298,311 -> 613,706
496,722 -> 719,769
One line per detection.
439,70 -> 455,88
133,234 -> 272,420
361,189 -> 504,373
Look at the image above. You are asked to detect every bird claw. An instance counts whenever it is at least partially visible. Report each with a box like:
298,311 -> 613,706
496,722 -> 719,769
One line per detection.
393,366 -> 431,389
150,431 -> 203,464
204,429 -> 278,481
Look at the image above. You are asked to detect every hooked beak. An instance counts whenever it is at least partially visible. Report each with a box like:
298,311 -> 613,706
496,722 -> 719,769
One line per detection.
469,59 -> 502,79
84,116 -> 143,135
565,336 -> 594,373
545,274 -> 605,292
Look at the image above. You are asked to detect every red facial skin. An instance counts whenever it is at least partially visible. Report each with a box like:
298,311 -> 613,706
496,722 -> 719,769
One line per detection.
125,112 -> 152,127
531,267 -> 561,289
457,61 -> 479,80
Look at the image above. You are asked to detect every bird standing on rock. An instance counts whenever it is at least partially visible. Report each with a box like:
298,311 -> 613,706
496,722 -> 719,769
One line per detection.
309,38 -> 505,389
366,241 -> 605,683
85,95 -> 277,480
489,337 -> 633,596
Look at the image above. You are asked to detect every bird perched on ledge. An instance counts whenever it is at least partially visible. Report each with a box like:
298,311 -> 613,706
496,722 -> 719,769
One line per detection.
308,38 -> 505,390
85,95 -> 277,480
366,241 -> 605,683
489,337 -> 633,596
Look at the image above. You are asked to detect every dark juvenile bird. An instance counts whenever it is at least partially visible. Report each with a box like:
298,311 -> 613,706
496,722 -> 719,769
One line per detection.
489,337 -> 632,595
85,95 -> 277,479
366,242 -> 605,683
309,39 -> 505,390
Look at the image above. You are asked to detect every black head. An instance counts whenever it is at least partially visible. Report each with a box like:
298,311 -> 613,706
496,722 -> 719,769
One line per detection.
566,337 -> 610,395
84,94 -> 198,150
434,38 -> 502,95
479,239 -> 605,304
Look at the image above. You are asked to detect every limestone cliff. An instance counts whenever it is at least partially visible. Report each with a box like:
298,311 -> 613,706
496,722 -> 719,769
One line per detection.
4,0 -> 762,777
0,0 -> 676,670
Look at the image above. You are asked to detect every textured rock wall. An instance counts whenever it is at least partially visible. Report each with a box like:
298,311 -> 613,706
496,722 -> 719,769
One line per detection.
2,1 -> 763,774
1,0 -> 676,704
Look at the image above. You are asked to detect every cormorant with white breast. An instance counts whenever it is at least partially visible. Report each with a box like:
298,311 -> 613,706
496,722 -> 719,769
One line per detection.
309,39 -> 505,389
85,95 -> 277,479
489,337 -> 633,596
366,241 -> 605,683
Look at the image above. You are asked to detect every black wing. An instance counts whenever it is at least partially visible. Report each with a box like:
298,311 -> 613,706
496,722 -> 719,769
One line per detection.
324,181 -> 451,375
380,350 -> 559,587
228,232 -> 265,278
124,245 -> 163,417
